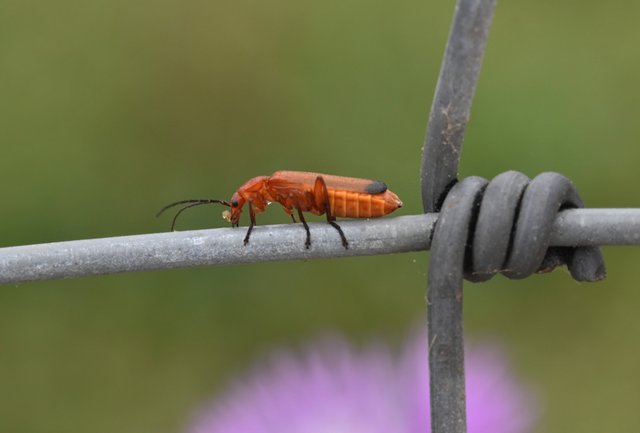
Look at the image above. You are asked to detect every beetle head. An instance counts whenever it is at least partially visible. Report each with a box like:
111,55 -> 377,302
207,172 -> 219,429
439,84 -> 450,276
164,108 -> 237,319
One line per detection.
222,193 -> 244,227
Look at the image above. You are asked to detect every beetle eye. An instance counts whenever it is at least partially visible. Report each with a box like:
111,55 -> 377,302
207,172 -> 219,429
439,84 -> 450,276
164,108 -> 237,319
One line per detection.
231,200 -> 239,207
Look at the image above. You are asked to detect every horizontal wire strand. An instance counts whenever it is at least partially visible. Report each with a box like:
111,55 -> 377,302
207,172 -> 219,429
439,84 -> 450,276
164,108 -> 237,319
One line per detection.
0,208 -> 639,284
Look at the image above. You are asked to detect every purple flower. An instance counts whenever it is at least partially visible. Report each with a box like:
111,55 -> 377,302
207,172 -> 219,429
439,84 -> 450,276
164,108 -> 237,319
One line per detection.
187,332 -> 536,433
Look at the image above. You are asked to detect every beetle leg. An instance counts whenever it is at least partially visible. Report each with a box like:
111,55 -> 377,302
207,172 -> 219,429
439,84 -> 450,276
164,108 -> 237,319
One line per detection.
314,176 -> 349,249
243,202 -> 257,246
327,218 -> 348,249
296,207 -> 311,249
282,207 -> 296,223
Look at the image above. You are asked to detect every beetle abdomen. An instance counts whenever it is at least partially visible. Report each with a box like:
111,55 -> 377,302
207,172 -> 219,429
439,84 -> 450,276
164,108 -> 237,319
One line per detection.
328,189 -> 402,218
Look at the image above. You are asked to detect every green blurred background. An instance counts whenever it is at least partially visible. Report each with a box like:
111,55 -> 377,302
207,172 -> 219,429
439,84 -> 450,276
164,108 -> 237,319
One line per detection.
1,0 -> 639,432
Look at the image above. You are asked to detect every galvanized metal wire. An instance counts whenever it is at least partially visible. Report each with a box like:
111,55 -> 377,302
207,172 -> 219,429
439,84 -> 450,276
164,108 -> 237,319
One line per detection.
0,209 -> 638,285
420,0 -> 497,214
420,0 -> 497,431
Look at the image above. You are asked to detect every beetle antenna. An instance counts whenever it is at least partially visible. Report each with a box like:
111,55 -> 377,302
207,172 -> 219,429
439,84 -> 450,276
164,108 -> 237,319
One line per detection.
156,199 -> 230,217
156,199 -> 231,231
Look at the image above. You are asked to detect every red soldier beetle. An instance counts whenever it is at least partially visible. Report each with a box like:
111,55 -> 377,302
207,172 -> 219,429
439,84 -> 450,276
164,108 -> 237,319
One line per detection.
157,171 -> 403,249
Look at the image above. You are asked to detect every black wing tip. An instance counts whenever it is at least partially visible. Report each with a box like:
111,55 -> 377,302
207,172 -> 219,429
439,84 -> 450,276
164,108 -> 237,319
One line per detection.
365,180 -> 387,194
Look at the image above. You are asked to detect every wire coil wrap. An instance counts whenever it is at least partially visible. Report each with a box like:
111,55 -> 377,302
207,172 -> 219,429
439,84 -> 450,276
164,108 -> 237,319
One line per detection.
435,171 -> 607,283
426,171 -> 606,432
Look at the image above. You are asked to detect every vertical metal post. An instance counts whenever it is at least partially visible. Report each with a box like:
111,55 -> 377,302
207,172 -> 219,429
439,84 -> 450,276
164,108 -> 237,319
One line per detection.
420,0 -> 496,432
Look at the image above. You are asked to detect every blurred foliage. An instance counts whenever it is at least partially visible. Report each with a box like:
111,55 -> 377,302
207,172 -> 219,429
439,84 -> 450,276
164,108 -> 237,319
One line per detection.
1,0 -> 640,432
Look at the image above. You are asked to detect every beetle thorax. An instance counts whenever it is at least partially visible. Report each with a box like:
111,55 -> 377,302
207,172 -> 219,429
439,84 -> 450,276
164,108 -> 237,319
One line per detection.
237,176 -> 272,211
